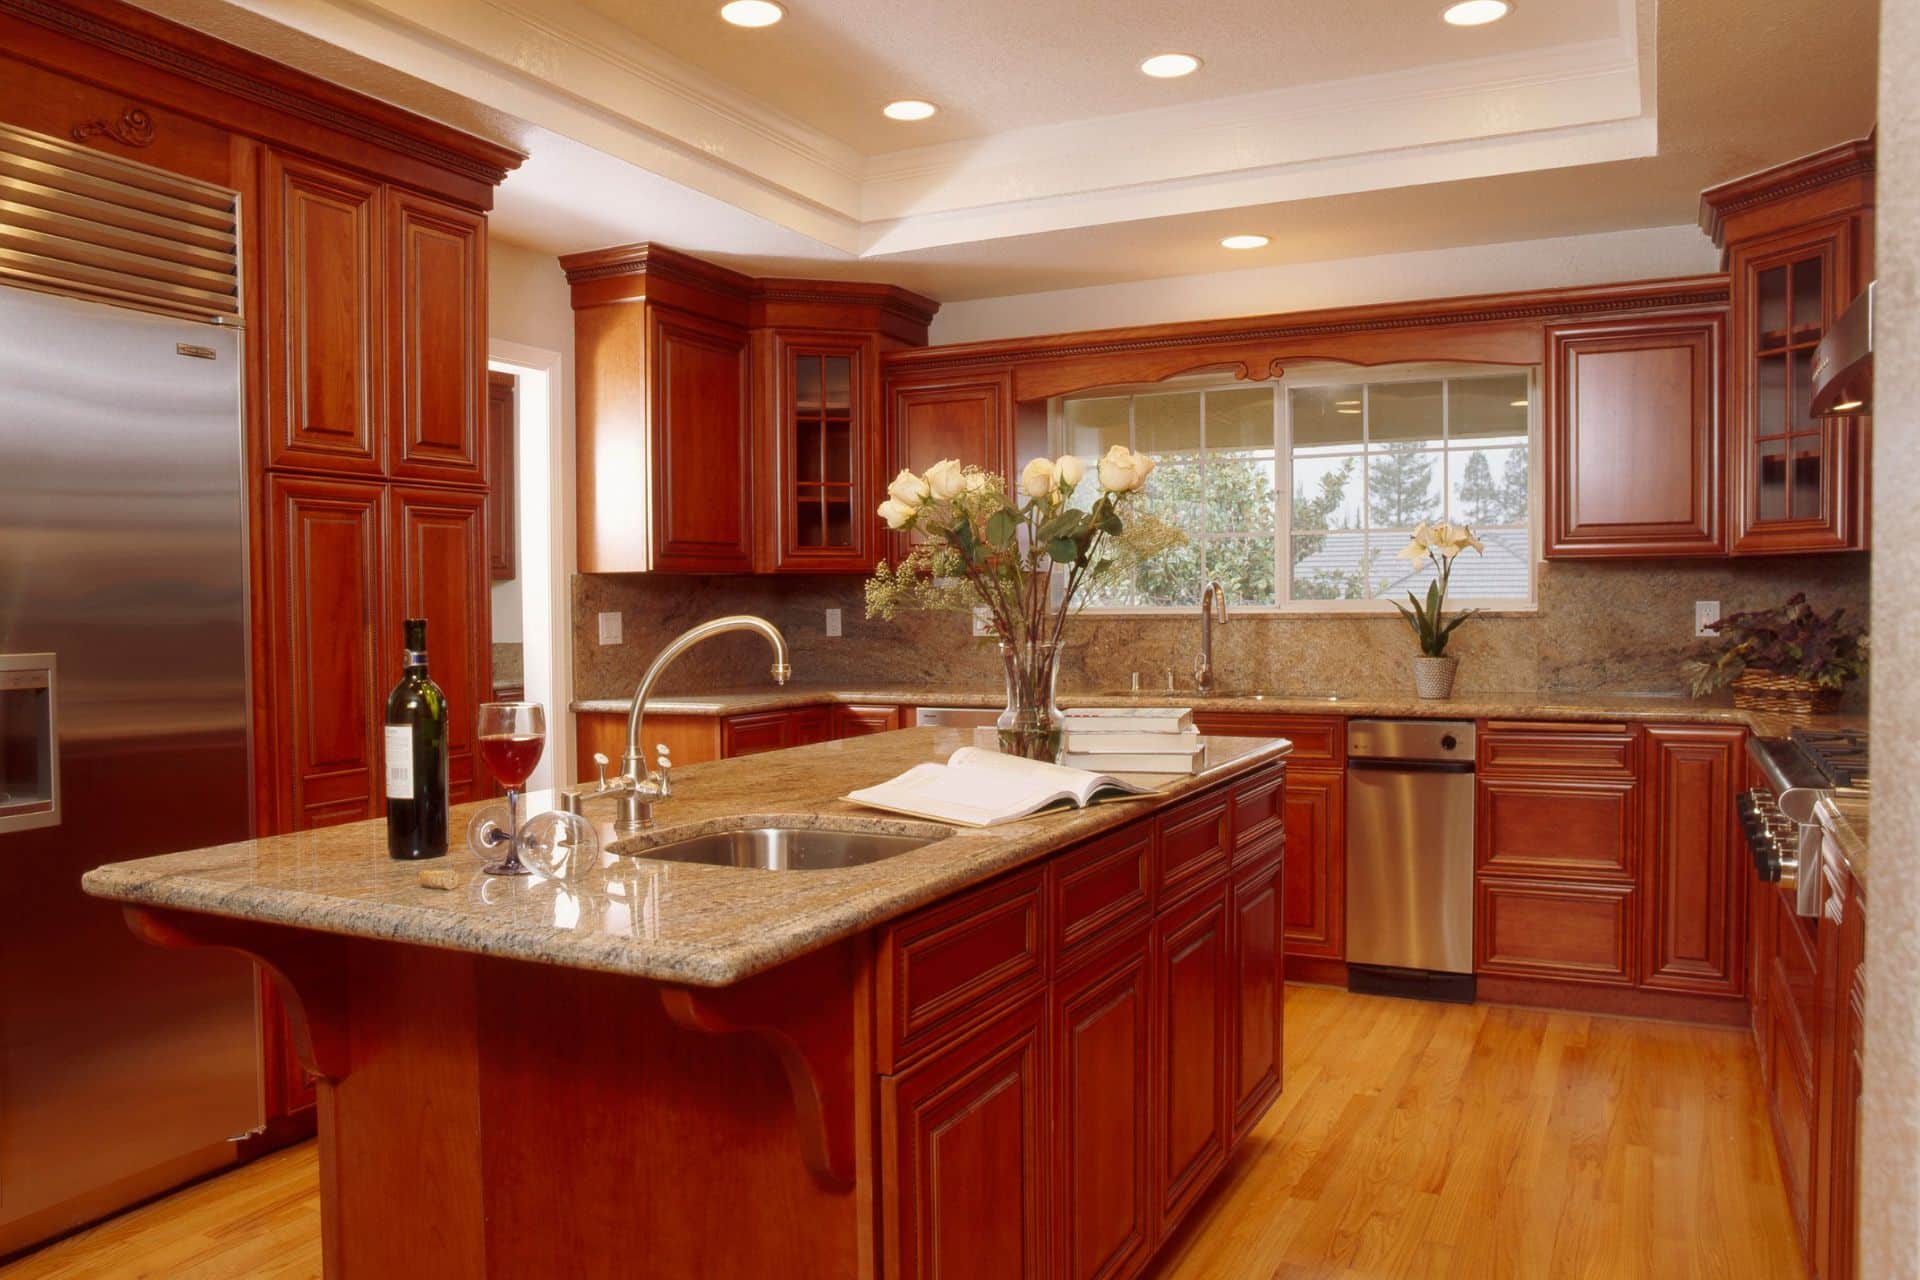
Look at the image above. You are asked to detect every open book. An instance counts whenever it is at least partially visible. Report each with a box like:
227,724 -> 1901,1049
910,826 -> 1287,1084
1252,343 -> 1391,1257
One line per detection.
846,747 -> 1158,828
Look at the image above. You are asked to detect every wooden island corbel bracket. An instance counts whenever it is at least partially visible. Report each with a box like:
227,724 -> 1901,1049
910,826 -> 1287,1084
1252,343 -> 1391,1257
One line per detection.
122,905 -> 350,1083
656,938 -> 873,1193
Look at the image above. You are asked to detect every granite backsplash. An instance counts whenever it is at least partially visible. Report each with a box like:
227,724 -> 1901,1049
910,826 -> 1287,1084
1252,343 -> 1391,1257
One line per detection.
572,556 -> 1870,706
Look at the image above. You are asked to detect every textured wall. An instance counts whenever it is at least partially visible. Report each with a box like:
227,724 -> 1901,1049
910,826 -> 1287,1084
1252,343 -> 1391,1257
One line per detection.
573,555 -> 1869,702
1863,0 -> 1919,1267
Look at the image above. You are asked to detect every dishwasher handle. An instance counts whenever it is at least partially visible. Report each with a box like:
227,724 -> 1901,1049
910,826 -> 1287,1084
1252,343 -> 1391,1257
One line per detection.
1346,758 -> 1476,774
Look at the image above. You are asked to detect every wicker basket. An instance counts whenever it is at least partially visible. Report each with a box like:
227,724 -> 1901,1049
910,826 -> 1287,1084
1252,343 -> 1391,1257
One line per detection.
1730,669 -> 1842,720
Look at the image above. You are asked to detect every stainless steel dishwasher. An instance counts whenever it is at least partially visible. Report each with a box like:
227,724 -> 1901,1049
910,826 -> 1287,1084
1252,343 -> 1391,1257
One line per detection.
1345,718 -> 1477,1002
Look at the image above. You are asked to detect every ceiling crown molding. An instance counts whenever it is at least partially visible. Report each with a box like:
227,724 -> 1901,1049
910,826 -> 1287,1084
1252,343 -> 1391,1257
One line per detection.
1697,134 -> 1876,246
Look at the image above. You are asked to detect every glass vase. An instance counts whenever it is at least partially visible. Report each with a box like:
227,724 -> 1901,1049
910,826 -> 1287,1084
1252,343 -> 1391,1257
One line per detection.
998,640 -> 1064,762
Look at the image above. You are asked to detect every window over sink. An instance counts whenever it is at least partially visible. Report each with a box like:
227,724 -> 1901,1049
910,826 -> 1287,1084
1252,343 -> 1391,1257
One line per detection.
1051,362 -> 1538,612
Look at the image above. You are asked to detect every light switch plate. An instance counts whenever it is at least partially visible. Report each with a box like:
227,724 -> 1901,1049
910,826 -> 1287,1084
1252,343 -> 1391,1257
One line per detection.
597,611 -> 623,646
972,607 -> 994,638
1694,600 -> 1720,637
825,607 -> 842,637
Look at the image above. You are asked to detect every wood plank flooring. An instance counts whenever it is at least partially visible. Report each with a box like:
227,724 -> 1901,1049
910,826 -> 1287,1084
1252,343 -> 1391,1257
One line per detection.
1,985 -> 1804,1279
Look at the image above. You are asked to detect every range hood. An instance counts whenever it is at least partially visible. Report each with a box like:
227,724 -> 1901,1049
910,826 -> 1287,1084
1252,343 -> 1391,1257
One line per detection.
1812,281 -> 1873,416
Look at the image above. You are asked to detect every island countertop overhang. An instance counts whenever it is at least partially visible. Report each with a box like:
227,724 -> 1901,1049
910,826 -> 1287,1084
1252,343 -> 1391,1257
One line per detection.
82,728 -> 1291,988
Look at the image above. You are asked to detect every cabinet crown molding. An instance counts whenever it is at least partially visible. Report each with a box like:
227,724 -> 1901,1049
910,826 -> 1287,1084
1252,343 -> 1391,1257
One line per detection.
2,0 -> 524,188
1698,134 -> 1876,248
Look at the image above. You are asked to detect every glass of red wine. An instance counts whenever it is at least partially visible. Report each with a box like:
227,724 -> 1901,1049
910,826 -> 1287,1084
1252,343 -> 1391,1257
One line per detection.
476,701 -> 546,876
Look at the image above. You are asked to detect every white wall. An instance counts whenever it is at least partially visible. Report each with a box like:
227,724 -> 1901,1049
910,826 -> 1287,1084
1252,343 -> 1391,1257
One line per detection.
926,225 -> 1722,346
490,577 -> 522,643
1863,0 -> 1918,1266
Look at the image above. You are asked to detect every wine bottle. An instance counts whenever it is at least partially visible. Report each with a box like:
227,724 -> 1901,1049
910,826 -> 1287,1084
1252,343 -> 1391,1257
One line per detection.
385,617 -> 448,860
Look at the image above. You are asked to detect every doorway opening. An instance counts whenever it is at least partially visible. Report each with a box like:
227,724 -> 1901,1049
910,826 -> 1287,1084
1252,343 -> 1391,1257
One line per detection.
486,343 -> 569,793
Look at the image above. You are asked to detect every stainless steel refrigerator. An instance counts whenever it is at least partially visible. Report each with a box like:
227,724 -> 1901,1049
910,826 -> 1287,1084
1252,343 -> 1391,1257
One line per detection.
0,283 -> 261,1254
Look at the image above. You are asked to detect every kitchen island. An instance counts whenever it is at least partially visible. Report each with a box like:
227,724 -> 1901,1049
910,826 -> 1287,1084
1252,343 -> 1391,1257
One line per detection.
84,727 -> 1291,1280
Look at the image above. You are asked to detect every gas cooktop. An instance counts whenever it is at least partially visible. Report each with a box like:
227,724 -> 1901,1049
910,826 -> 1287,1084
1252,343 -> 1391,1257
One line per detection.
1787,727 -> 1870,793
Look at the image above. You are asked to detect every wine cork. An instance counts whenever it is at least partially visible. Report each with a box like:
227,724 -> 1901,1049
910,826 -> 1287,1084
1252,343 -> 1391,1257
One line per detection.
417,865 -> 459,891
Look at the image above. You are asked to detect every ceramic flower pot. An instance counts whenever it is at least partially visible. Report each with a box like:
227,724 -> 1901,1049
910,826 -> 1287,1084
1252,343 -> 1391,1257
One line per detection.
1412,655 -> 1459,700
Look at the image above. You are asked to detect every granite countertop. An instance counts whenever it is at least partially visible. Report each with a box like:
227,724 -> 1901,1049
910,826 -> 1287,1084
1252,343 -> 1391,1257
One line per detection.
83,728 -> 1289,988
572,683 -> 1859,739
1818,793 -> 1869,884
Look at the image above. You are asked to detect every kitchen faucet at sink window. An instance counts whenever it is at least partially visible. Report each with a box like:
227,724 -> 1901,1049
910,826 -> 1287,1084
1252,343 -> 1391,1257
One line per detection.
1194,580 -> 1229,693
560,615 -> 791,834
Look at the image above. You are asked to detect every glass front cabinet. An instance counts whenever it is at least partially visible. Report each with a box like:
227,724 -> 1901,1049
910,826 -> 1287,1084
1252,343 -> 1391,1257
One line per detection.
767,332 -> 878,572
1703,137 -> 1874,555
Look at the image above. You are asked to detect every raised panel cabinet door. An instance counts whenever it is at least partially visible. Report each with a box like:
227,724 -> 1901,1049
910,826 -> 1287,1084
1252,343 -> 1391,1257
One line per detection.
721,710 -> 792,757
267,475 -> 384,830
262,150 -> 382,474
1230,853 -> 1284,1140
1052,927 -> 1155,1280
889,371 -> 1013,480
650,306 -> 754,572
1728,221 -> 1862,554
1476,776 -> 1637,882
1151,880 -> 1232,1234
386,188 -> 486,485
1543,315 -> 1726,557
830,704 -> 902,738
1641,725 -> 1745,995
389,486 -> 490,804
1475,877 -> 1635,985
789,705 -> 832,745
1278,768 -> 1344,961
487,371 -> 517,580
883,996 -> 1049,1280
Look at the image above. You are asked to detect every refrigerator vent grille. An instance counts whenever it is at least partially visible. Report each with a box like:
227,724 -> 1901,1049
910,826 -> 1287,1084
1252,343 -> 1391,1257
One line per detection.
0,121 -> 240,325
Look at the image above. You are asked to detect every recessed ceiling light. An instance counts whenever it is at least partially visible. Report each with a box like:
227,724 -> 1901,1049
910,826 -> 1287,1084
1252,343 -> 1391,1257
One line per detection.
1442,0 -> 1511,25
1140,53 -> 1202,79
719,0 -> 784,28
1509,399 -> 1529,408
1336,407 -> 1362,415
1220,234 -> 1270,250
883,99 -> 937,121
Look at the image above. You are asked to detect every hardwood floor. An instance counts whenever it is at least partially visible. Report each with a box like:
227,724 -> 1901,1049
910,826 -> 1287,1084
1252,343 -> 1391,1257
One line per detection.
1,986 -> 1802,1279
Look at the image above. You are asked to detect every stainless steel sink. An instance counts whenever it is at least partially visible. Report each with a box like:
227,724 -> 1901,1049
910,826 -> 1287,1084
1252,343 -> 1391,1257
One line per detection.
613,819 -> 950,870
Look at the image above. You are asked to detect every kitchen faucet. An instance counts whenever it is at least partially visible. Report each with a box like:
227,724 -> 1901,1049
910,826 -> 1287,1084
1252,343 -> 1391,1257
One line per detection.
560,615 -> 791,834
1194,580 -> 1228,693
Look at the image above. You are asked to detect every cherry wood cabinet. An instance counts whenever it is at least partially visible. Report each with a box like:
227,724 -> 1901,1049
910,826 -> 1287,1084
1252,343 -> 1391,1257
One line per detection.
385,189 -> 486,486
887,368 -> 1015,482
883,995 -> 1051,1280
486,371 -> 517,580
1229,852 -> 1284,1139
265,475 -> 385,831
720,709 -> 795,758
1543,315 -> 1726,557
1640,725 -> 1745,995
1052,927 -> 1155,1280
1477,878 -> 1636,984
565,244 -> 935,575
832,704 -> 905,738
1151,879 -> 1233,1233
1700,136 -> 1873,555
388,486 -> 490,804
261,150 -> 383,476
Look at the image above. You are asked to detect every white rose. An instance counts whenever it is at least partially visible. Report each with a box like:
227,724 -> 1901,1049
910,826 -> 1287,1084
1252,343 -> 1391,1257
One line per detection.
1020,456 -> 1058,499
924,459 -> 966,501
887,468 -> 929,507
878,498 -> 919,530
1054,455 -> 1087,490
1097,445 -> 1154,493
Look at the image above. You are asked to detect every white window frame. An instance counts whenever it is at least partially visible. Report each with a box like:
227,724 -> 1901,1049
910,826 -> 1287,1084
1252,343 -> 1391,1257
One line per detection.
1050,362 -> 1540,616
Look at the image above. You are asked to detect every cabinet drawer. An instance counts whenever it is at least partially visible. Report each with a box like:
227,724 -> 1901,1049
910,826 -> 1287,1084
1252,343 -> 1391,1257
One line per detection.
1191,714 -> 1341,763
1477,777 -> 1636,881
1476,878 -> 1634,984
1050,826 -> 1153,964
1230,766 -> 1286,855
1480,724 -> 1635,777
882,869 -> 1046,1069
1155,791 -> 1231,905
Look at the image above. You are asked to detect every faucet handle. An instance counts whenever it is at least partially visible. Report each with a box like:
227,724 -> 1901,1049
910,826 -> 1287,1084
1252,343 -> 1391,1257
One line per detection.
653,744 -> 673,796
593,752 -> 610,788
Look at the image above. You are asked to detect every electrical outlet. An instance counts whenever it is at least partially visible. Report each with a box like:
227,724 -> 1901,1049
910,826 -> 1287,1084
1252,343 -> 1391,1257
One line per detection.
597,611 -> 623,646
825,607 -> 842,638
1694,600 -> 1720,637
972,607 -> 994,638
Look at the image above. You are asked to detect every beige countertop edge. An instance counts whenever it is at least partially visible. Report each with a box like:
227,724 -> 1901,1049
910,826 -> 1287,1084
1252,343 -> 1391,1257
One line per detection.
569,686 -> 1855,737
1817,794 -> 1869,885
81,732 -> 1293,989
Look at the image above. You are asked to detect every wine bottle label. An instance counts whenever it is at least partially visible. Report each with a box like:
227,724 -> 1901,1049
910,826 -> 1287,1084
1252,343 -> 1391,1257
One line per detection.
384,725 -> 414,799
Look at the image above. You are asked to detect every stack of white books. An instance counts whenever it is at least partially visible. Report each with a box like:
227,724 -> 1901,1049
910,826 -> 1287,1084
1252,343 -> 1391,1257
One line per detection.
1058,706 -> 1204,775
